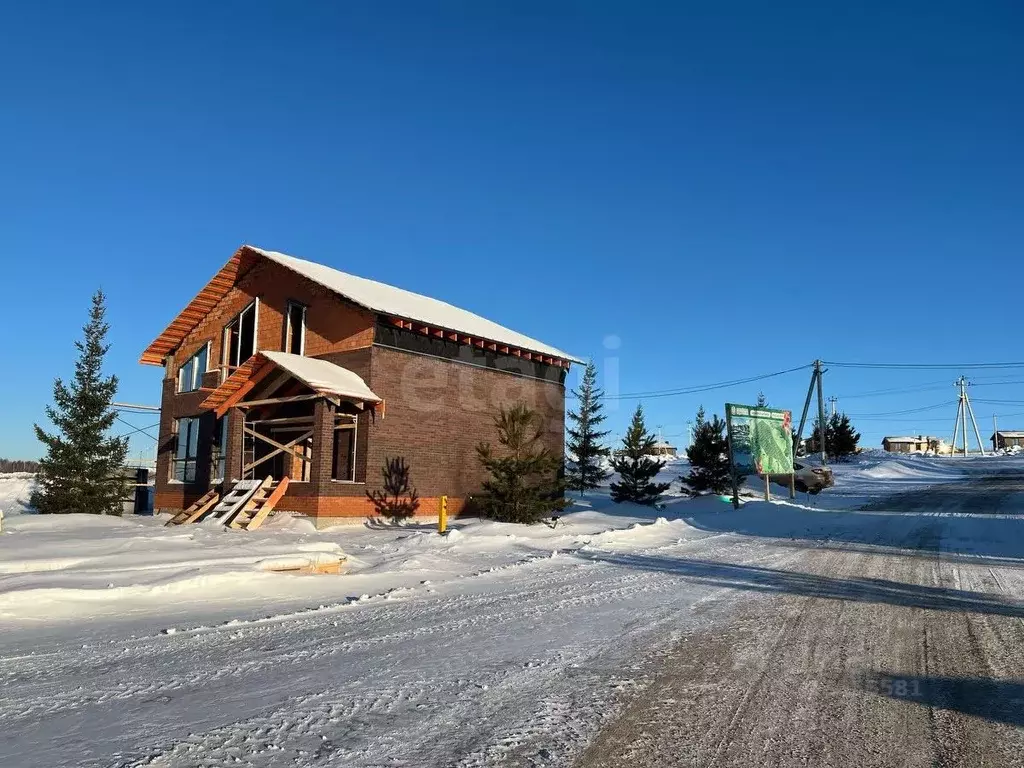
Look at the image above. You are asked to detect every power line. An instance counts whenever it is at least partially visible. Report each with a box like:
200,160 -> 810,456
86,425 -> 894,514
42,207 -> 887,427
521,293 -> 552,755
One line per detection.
825,360 -> 1024,370
837,381 -> 951,399
602,363 -> 812,401
114,416 -> 159,442
846,401 -> 957,417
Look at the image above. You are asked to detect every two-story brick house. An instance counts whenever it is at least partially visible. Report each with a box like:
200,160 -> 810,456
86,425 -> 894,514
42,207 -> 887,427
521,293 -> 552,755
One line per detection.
141,245 -> 579,525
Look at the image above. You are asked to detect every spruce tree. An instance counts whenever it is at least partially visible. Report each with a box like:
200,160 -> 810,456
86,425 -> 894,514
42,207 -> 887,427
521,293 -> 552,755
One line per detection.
683,406 -> 732,495
33,290 -> 129,514
756,391 -> 768,407
476,403 -> 567,523
565,361 -> 611,495
827,412 -> 860,461
610,404 -> 670,505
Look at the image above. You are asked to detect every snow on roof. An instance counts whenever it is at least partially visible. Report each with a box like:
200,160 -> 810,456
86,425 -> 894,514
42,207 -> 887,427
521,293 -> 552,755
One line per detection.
994,430 -> 1024,437
651,440 -> 676,448
260,351 -> 381,403
250,247 -> 582,363
882,436 -> 930,443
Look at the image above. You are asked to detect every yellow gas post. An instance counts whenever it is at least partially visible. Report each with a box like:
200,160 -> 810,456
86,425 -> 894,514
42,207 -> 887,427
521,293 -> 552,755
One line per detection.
439,495 -> 448,534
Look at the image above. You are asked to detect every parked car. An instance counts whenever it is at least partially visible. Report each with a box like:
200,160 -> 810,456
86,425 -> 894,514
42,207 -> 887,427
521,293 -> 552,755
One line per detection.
793,461 -> 834,494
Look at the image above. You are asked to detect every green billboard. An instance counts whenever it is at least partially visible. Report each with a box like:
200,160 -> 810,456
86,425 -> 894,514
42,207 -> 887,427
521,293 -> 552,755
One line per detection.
725,404 -> 794,476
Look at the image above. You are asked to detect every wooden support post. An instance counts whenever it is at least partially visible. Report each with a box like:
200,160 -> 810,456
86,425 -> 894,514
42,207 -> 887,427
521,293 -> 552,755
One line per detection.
789,471 -> 796,500
764,473 -> 770,502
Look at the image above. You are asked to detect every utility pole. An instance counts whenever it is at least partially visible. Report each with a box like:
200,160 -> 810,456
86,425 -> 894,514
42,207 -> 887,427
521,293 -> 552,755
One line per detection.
949,376 -> 986,457
827,396 -> 838,418
793,363 -> 818,457
993,414 -> 998,452
816,360 -> 828,464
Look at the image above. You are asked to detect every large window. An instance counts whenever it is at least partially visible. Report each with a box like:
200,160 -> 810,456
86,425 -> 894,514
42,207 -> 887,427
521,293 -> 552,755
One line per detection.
223,300 -> 258,375
177,343 -> 210,393
172,416 -> 201,482
285,300 -> 306,355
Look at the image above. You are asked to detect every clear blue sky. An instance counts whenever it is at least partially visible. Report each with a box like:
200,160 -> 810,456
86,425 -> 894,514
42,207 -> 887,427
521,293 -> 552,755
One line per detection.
2,1 -> 1023,459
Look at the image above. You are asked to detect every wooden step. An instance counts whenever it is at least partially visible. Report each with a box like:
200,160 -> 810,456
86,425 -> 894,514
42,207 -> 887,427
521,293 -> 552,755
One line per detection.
206,478 -> 267,524
240,477 -> 291,531
165,489 -> 220,526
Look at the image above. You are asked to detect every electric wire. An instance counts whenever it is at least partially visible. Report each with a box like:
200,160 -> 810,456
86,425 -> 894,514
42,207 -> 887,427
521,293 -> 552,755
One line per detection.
570,363 -> 813,401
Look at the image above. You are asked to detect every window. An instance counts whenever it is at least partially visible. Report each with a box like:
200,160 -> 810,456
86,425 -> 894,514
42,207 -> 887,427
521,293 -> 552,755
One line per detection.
285,301 -> 306,355
222,300 -> 259,374
331,415 -> 357,482
177,343 -> 210,393
211,417 -> 228,482
172,417 -> 201,482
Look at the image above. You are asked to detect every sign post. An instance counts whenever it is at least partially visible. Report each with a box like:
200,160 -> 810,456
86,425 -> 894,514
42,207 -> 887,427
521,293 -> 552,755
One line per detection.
726,404 -> 795,506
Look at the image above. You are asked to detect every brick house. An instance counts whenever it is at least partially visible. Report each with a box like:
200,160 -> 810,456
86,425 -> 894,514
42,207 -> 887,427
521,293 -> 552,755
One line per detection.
141,245 -> 580,525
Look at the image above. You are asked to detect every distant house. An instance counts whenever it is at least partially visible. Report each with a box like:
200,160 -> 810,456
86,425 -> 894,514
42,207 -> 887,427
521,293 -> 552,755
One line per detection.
881,436 -> 937,453
990,431 -> 1024,451
648,440 -> 677,457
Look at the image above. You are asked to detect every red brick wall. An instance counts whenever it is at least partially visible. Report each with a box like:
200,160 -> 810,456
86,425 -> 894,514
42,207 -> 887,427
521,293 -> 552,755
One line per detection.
154,260 -> 375,507
355,345 -> 565,511
170,259 -> 375,376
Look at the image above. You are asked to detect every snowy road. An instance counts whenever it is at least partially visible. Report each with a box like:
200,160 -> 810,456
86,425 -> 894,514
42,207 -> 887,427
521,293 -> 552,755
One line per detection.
1,526 -> 794,768
578,480 -> 1024,767
5,458 -> 1024,766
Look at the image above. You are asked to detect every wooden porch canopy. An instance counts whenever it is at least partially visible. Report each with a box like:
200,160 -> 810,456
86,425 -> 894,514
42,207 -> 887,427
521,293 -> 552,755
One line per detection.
199,351 -> 382,418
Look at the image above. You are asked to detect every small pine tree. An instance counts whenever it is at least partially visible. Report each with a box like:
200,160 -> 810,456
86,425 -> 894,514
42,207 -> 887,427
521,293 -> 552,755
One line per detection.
683,406 -> 732,495
366,456 -> 420,521
565,361 -> 611,496
610,404 -> 670,505
827,412 -> 860,461
32,290 -> 129,515
756,391 -> 768,407
476,404 -> 567,523
809,416 -> 827,455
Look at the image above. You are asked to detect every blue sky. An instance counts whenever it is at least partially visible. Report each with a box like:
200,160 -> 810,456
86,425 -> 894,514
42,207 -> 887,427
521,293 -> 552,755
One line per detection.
2,1 -> 1022,459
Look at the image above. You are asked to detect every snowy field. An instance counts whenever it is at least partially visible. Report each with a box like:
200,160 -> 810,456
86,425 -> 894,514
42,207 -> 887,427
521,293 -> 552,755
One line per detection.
4,452 -> 1024,766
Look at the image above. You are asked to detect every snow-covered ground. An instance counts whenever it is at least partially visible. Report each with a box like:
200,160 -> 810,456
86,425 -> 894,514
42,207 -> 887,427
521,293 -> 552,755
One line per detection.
3,452 -> 1024,767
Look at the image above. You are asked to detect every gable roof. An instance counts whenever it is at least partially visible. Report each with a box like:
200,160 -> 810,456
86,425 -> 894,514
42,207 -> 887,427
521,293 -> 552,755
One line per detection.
141,245 -> 582,366
200,351 -> 380,417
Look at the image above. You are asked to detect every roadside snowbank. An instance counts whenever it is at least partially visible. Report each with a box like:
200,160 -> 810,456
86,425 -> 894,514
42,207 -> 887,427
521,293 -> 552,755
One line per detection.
1,452 -> 1010,626
0,473 -> 34,517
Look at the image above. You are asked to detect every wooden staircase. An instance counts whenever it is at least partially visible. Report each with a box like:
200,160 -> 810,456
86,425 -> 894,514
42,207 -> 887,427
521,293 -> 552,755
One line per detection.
228,477 -> 291,531
164,477 -> 291,531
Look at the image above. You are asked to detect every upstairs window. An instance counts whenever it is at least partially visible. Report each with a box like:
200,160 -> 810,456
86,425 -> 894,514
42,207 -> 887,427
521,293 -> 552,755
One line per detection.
285,300 -> 306,355
223,299 -> 258,374
177,343 -> 210,393
172,416 -> 201,482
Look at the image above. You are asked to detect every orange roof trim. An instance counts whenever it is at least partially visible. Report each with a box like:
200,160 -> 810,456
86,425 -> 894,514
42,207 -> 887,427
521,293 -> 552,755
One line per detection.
139,247 -> 253,366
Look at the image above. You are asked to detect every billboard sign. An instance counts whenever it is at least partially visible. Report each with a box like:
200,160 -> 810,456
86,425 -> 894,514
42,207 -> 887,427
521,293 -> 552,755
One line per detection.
725,404 -> 794,476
